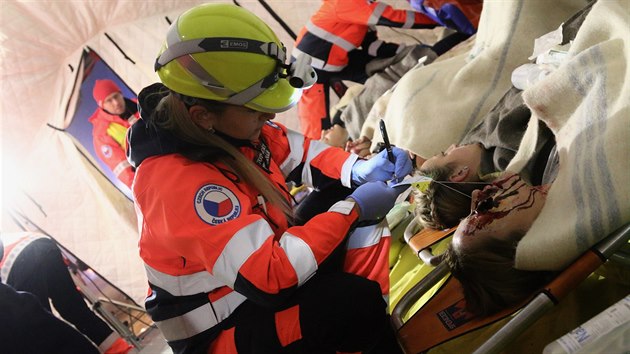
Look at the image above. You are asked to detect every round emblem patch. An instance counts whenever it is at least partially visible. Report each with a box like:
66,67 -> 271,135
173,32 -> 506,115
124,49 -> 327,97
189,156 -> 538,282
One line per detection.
101,145 -> 113,158
194,184 -> 241,225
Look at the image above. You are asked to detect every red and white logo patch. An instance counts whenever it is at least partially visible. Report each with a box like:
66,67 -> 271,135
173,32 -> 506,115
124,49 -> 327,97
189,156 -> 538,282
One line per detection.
101,145 -> 113,158
194,184 -> 241,225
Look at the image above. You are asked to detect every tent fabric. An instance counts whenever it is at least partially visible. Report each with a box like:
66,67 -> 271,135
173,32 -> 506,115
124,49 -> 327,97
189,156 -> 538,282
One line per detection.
1,0 -> 210,303
0,0 -> 312,303
0,0 -> 421,303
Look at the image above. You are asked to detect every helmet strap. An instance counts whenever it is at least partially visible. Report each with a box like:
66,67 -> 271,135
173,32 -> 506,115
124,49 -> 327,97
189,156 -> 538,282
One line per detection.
223,70 -> 280,106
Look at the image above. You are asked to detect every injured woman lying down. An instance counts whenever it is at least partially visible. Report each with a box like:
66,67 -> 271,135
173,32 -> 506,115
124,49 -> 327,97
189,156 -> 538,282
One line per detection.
413,86 -> 556,231
442,172 -> 557,315
412,0 -> 598,231
414,0 -> 630,317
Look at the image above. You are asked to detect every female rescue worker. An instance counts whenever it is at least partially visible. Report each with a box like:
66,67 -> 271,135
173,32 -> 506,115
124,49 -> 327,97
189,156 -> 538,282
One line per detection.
126,4 -> 412,354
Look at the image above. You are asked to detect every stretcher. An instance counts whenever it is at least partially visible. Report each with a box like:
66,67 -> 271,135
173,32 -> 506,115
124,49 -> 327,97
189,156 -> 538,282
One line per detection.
391,219 -> 630,353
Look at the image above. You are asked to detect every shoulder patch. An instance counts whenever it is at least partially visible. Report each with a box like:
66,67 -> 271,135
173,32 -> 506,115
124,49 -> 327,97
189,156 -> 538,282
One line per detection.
194,184 -> 241,225
101,145 -> 113,158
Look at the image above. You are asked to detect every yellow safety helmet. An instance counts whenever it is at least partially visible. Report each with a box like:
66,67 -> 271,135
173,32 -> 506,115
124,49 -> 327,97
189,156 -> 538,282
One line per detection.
155,3 -> 315,113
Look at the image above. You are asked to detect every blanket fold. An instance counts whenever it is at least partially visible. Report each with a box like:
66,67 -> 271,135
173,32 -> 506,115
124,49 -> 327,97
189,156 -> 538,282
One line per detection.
510,0 -> 630,270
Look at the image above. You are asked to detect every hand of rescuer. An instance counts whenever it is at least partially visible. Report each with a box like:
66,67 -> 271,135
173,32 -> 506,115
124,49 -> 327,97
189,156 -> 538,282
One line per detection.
347,181 -> 408,221
351,147 -> 413,185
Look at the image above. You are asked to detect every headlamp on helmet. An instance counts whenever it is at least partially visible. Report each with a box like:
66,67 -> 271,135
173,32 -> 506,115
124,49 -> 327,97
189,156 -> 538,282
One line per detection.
287,54 -> 317,89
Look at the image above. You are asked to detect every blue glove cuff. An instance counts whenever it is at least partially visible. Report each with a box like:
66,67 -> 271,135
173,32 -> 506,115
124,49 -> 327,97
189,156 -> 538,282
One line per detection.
351,159 -> 367,186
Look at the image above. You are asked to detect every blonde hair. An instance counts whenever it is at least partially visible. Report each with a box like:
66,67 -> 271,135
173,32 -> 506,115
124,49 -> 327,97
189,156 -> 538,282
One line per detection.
413,166 -> 479,229
153,93 -> 293,219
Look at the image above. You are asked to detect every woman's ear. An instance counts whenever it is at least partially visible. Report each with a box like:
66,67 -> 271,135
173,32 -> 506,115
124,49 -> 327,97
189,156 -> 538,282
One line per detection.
449,166 -> 470,182
189,105 -> 215,131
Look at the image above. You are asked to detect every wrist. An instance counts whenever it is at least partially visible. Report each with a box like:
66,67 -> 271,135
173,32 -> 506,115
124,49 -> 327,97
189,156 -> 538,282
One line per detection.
350,159 -> 366,186
344,198 -> 362,219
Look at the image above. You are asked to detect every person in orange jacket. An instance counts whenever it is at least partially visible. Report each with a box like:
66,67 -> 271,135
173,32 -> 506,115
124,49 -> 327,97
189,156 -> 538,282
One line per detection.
292,0 -> 439,139
0,232 -> 135,354
128,3 -> 414,353
89,79 -> 139,188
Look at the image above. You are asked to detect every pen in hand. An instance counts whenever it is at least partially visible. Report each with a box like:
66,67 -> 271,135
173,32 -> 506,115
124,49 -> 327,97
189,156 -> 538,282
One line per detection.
379,119 -> 397,181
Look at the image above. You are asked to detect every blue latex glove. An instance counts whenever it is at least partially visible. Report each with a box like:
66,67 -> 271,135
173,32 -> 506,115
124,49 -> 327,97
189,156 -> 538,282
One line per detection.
348,181 -> 407,221
408,0 -> 476,35
351,147 -> 413,186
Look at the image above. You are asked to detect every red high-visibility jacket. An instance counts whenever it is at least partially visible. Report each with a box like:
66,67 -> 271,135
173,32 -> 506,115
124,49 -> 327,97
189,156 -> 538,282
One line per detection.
88,105 -> 138,188
293,0 -> 436,72
133,121 -> 385,344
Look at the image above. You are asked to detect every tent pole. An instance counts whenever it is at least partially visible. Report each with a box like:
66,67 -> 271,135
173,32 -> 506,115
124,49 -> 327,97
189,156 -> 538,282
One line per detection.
255,0 -> 297,40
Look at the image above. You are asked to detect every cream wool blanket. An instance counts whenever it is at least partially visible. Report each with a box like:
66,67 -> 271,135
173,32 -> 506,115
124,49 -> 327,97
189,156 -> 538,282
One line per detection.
366,0 -> 588,158
509,0 -> 630,270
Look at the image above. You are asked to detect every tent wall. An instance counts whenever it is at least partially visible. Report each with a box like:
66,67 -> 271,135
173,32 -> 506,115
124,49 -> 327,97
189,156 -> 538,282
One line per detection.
0,0 -> 427,303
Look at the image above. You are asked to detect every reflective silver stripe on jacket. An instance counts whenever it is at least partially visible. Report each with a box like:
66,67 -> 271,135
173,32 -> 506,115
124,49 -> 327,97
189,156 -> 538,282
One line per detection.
113,160 -> 131,177
367,2 -> 388,25
292,47 -> 346,72
305,20 -> 356,52
300,138 -> 330,187
154,290 -> 246,342
368,3 -> 415,28
215,218 -> 318,288
144,264 -> 246,341
279,128 -> 305,177
0,234 -> 47,282
329,200 -> 356,215
279,128 -> 357,188
279,233 -> 317,286
368,39 -> 384,56
144,264 -> 225,296
214,219 -> 273,287
310,138 -> 357,188
403,11 -> 415,28
346,220 -> 389,250
341,152 -> 359,188
127,115 -> 139,126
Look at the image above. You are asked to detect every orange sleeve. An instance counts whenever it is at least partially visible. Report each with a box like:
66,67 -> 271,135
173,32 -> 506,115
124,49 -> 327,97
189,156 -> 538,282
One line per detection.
135,155 -> 358,306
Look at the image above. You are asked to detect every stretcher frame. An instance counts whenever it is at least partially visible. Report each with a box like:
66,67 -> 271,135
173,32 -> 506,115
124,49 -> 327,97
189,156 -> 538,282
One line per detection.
392,220 -> 630,354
